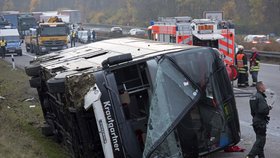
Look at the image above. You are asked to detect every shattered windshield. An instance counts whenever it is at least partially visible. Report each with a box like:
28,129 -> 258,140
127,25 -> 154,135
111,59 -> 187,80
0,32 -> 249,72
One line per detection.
143,57 -> 200,158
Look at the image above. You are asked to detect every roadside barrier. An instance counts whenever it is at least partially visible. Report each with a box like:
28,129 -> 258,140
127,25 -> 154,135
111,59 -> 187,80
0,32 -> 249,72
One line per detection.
11,54 -> 16,70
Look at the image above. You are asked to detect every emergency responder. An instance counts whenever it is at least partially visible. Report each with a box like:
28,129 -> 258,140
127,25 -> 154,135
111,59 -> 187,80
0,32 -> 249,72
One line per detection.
70,31 -> 76,47
0,38 -> 7,59
250,47 -> 260,87
92,30 -> 96,42
247,81 -> 272,158
87,30 -> 91,43
235,45 -> 248,87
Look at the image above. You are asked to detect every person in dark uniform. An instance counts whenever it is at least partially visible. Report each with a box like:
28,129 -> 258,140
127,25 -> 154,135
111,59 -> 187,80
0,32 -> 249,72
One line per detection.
92,30 -> 96,42
247,81 -> 272,158
87,30 -> 91,43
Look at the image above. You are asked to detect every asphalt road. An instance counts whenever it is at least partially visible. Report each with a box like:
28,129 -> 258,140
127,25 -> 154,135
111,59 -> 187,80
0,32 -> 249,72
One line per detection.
210,63 -> 280,158
2,43 -> 280,158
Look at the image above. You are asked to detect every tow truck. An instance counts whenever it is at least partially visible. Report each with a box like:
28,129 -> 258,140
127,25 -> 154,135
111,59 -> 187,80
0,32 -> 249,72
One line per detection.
148,16 -> 238,80
29,16 -> 69,55
25,37 -> 240,158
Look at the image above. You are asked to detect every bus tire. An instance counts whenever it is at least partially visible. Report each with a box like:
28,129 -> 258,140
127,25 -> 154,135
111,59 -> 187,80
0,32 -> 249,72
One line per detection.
29,77 -> 41,88
25,64 -> 40,77
47,77 -> 65,93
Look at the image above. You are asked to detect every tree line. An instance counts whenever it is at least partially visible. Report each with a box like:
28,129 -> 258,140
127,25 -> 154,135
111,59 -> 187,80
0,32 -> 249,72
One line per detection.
0,0 -> 279,35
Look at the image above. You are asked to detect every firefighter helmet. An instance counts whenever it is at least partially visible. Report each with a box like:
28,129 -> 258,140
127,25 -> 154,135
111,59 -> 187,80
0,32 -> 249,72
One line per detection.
238,45 -> 244,51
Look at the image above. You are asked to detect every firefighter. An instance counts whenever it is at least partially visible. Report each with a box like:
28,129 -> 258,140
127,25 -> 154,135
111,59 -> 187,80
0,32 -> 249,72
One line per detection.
0,38 -> 7,59
235,45 -> 248,87
247,81 -> 272,158
250,47 -> 260,87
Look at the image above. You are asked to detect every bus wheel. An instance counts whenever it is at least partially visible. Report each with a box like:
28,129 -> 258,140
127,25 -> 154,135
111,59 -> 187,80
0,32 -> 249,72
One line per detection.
29,77 -> 41,88
25,64 -> 41,77
47,77 -> 65,94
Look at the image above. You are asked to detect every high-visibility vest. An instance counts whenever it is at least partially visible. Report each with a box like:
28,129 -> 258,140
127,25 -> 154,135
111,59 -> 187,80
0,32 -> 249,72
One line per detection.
72,32 -> 76,38
250,61 -> 260,72
236,54 -> 245,68
250,53 -> 260,72
0,40 -> 6,47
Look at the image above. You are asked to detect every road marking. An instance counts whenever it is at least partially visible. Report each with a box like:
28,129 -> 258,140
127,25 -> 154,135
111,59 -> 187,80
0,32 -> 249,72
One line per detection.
23,52 -> 36,58
233,87 -> 255,93
261,63 -> 280,67
234,87 -> 247,92
240,120 -> 280,137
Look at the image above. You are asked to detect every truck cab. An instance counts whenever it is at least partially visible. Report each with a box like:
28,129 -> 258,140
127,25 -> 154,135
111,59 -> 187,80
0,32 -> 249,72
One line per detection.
149,17 -> 238,81
17,14 -> 37,39
30,21 -> 69,55
25,38 -> 240,158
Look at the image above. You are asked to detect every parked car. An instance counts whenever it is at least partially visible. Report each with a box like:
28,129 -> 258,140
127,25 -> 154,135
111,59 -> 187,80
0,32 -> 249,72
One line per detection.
244,35 -> 271,44
129,28 -> 145,36
0,28 -> 22,56
275,38 -> 280,44
77,30 -> 93,43
110,27 -> 123,36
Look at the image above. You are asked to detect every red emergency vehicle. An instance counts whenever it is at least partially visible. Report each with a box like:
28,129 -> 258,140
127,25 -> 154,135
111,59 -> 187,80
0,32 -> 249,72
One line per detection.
148,17 -> 238,80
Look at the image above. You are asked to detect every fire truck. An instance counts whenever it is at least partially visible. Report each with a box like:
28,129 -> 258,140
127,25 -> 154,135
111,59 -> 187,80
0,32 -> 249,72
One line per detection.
148,16 -> 238,80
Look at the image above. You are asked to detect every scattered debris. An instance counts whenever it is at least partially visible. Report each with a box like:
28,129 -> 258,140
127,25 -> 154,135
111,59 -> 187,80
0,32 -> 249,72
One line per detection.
23,97 -> 35,102
0,96 -> 6,100
29,105 -> 36,108
224,145 -> 245,152
7,106 -> 10,109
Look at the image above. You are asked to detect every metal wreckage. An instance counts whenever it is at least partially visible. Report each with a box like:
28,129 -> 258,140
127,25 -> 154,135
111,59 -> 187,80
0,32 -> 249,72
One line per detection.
25,37 -> 240,158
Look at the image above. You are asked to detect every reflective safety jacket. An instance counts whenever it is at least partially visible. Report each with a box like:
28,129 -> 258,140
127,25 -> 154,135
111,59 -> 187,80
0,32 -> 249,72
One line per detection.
250,52 -> 260,72
71,32 -> 76,38
235,53 -> 248,73
0,40 -> 7,47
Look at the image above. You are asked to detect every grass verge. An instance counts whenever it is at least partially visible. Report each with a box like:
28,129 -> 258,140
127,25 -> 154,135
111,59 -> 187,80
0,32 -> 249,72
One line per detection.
0,60 -> 68,158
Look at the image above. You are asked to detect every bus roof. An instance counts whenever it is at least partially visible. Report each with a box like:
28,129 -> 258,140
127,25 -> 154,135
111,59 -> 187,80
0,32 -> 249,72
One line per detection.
36,37 -> 200,72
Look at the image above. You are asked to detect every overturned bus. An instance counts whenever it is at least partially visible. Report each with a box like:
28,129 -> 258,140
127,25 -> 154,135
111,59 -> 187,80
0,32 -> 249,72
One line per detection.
25,38 -> 240,158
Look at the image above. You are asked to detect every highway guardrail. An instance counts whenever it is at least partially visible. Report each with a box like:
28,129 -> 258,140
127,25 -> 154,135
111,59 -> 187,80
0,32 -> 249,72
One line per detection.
81,23 -> 280,61
244,50 -> 280,59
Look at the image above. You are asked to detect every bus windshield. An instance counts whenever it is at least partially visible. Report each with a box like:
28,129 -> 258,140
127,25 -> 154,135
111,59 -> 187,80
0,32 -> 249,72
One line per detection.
144,48 -> 240,157
143,56 -> 201,157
